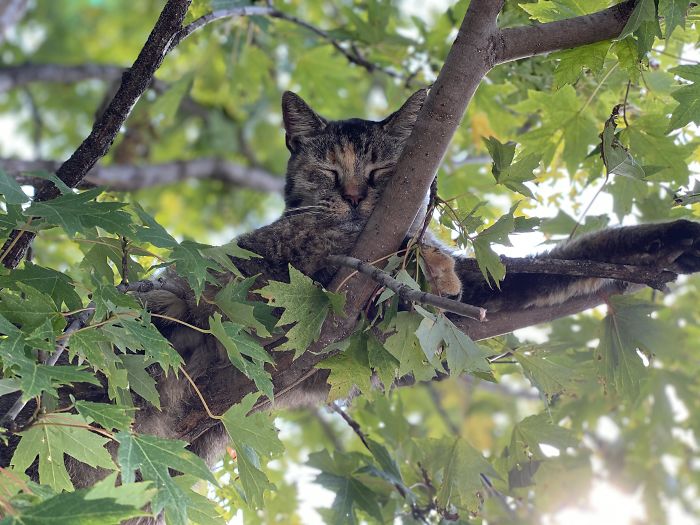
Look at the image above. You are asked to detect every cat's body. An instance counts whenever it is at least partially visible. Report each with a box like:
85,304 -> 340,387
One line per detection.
3,90 -> 700,524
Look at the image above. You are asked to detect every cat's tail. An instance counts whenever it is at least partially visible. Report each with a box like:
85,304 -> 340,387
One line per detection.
456,219 -> 700,312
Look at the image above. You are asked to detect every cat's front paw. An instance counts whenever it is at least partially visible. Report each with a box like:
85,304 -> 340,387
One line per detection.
420,245 -> 462,299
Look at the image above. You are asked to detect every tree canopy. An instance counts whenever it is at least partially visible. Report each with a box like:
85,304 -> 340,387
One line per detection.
1,0 -> 700,524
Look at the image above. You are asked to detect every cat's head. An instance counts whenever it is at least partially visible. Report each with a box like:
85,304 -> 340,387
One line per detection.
281,89 -> 427,223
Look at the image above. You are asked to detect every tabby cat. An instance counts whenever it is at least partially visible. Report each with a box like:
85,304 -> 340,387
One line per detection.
2,90 -> 700,525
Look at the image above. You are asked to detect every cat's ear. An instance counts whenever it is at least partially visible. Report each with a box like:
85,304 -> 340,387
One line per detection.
382,88 -> 428,138
282,91 -> 326,150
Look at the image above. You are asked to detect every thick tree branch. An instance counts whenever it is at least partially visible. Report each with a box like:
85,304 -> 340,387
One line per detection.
495,1 -> 637,64
0,0 -> 193,269
452,281 -> 634,341
1,158 -> 283,193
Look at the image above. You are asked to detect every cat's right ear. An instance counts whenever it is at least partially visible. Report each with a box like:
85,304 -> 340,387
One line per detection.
282,91 -> 326,152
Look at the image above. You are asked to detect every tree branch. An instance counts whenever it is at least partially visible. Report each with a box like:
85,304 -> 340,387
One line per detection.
495,1 -> 637,64
328,254 -> 486,320
0,63 -> 125,93
0,0 -> 193,269
452,281 -> 634,341
1,157 -> 284,193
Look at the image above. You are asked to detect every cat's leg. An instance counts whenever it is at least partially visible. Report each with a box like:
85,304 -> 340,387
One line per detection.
458,219 -> 700,312
420,244 -> 463,298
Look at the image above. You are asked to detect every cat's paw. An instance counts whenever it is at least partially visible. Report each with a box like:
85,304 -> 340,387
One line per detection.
420,245 -> 462,298
662,219 -> 700,274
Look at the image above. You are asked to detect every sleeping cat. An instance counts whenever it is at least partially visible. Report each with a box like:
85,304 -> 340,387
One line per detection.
138,86 -> 700,468
3,89 -> 700,524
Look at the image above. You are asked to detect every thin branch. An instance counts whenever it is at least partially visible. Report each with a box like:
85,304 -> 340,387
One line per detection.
495,1 -> 637,64
1,158 -> 284,193
172,6 -> 402,78
0,0 -> 192,269
328,254 -> 486,320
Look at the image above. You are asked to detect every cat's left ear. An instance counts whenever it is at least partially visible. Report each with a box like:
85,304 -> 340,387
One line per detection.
382,88 -> 428,139
282,91 -> 327,152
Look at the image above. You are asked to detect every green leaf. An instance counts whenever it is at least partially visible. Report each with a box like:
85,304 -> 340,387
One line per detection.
259,265 -> 340,358
421,436 -> 497,513
119,354 -> 161,409
221,392 -> 284,508
11,413 -> 116,492
308,449 -> 383,524
103,315 -> 182,372
667,64 -> 700,132
0,263 -> 82,311
520,0 -> 608,22
132,203 -> 178,248
514,346 -> 578,398
2,488 -> 147,525
415,307 -> 491,376
170,240 -> 221,299
619,0 -> 657,39
0,169 -> 30,204
660,0 -> 690,39
383,311 -> 435,381
214,277 -> 272,337
601,111 -> 645,178
26,188 -> 133,237
75,400 -> 135,431
208,313 -> 274,400
595,296 -> 669,401
173,476 -> 227,525
116,432 -> 217,520
149,74 -> 193,127
505,414 -> 578,471
0,377 -> 20,396
551,41 -> 609,87
366,332 -> 398,389
485,136 -> 540,198
0,283 -> 65,332
318,332 -> 373,401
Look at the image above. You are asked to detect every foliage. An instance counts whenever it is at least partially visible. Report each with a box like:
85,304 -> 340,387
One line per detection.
0,0 -> 699,524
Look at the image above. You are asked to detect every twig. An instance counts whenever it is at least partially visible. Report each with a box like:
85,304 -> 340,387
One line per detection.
172,6 -> 403,79
328,254 -> 487,321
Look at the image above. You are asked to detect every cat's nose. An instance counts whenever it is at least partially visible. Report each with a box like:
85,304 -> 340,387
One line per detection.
342,189 -> 365,208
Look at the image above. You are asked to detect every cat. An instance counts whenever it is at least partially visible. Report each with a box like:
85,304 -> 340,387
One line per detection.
2,89 -> 700,525
136,86 -> 700,473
